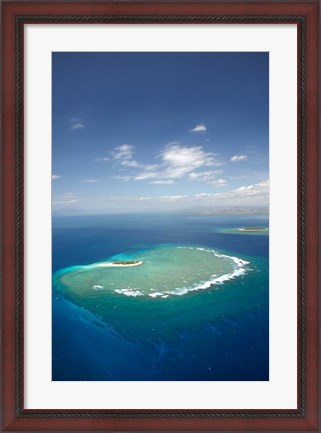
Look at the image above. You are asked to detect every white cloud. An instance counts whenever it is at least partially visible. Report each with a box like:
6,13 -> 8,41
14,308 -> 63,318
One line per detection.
52,180 -> 269,214
70,122 -> 85,130
230,155 -> 247,162
53,199 -> 77,205
84,179 -> 98,183
229,175 -> 248,180
64,193 -> 78,198
112,175 -> 132,182
52,175 -> 62,180
138,179 -> 268,207
112,143 -> 222,183
95,157 -> 110,162
160,144 -> 221,178
189,170 -> 223,182
195,193 -> 211,197
190,124 -> 207,133
160,195 -> 189,202
213,179 -> 269,201
211,178 -> 227,186
139,194 -> 188,202
112,144 -> 133,160
128,180 -> 267,208
121,159 -> 141,168
134,172 -> 159,181
150,180 -> 174,185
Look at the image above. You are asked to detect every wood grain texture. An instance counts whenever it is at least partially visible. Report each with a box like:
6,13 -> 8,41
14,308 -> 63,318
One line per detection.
1,1 -> 320,431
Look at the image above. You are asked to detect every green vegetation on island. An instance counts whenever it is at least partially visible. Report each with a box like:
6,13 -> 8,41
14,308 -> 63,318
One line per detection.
111,260 -> 142,265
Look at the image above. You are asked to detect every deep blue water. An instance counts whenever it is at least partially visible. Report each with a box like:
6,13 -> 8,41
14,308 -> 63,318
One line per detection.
52,213 -> 269,381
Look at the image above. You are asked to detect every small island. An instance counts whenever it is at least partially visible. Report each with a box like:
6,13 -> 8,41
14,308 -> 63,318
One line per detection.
238,227 -> 268,232
95,260 -> 143,267
112,260 -> 142,265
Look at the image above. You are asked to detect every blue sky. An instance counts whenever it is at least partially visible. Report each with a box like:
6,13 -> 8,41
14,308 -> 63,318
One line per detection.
52,52 -> 269,214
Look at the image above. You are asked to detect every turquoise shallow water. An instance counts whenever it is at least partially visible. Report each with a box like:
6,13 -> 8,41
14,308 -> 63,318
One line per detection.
52,214 -> 269,381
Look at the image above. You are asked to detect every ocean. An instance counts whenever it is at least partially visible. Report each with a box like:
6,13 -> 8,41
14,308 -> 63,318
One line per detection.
52,213 -> 269,381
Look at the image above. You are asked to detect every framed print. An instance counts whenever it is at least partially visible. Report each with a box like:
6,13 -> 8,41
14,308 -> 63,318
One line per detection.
1,1 -> 320,432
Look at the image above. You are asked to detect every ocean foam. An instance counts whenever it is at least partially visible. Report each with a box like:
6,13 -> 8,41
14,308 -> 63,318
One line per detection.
114,288 -> 143,297
148,292 -> 164,298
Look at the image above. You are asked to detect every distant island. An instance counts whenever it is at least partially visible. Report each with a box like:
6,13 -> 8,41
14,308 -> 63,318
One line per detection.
239,227 -> 268,232
194,208 -> 269,216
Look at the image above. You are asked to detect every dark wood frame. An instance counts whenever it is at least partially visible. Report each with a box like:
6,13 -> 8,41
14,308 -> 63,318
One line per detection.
1,1 -> 320,432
